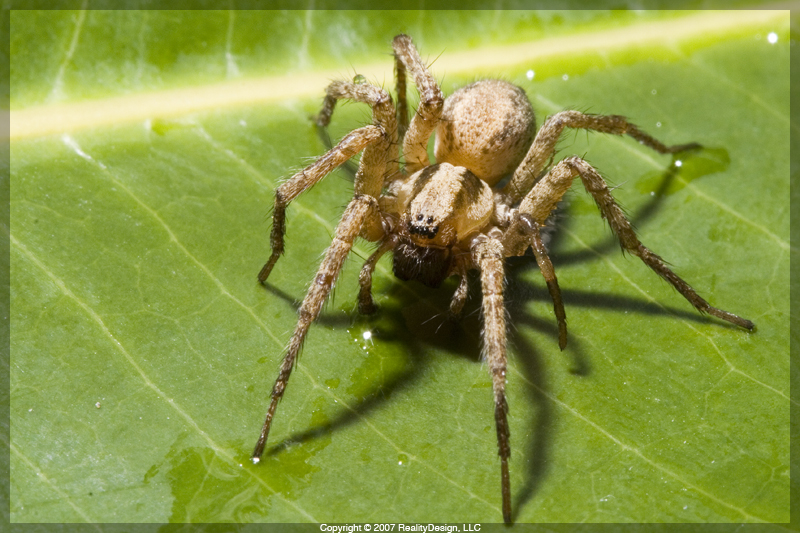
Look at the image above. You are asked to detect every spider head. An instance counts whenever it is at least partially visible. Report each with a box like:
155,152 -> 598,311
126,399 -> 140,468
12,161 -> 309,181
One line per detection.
407,212 -> 449,242
397,162 -> 493,248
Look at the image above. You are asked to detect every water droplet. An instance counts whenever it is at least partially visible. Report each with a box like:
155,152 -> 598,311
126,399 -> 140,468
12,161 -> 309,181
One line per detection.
656,121 -> 661,128
674,160 -> 683,167
353,74 -> 367,85
562,74 -> 569,81
526,69 -> 535,80
651,89 -> 657,95
768,32 -> 778,44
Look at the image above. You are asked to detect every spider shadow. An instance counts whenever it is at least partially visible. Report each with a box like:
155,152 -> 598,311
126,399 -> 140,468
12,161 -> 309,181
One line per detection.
261,278 -> 477,459
495,265 -> 564,520
257,217 -> 731,521
260,267 -> 572,512
258,281 -> 354,329
500,251 -> 734,520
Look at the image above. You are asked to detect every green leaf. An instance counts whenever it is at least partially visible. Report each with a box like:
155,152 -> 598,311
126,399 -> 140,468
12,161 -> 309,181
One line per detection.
10,10 -> 790,524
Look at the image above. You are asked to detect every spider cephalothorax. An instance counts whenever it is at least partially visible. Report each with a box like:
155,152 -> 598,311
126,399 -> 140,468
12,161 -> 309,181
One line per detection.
252,34 -> 753,523
391,161 -> 494,287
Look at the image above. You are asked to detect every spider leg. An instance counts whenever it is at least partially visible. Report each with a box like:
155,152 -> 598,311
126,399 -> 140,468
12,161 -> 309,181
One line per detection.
500,212 -> 568,348
519,156 -> 754,330
527,219 -> 568,349
503,214 -> 569,349
472,235 -> 512,524
503,110 -> 700,204
357,235 -> 397,314
392,34 -> 444,173
394,44 -> 409,141
259,126 -> 383,282
448,255 -> 470,318
253,195 -> 381,461
316,79 -> 395,133
317,80 -> 399,178
260,80 -> 397,282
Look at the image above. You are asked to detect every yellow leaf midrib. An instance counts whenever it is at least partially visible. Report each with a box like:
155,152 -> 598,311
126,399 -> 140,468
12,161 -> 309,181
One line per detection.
9,8 -> 789,140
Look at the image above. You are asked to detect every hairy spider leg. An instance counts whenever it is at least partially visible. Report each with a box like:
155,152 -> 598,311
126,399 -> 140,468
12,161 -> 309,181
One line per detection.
499,213 -> 568,349
518,156 -> 755,330
392,34 -> 444,174
447,254 -> 471,318
526,219 -> 568,349
472,235 -> 513,524
503,110 -> 701,204
253,195 -> 382,461
259,80 -> 396,282
259,126 -> 382,282
255,79 -> 397,459
357,236 -> 398,315
394,41 -> 409,140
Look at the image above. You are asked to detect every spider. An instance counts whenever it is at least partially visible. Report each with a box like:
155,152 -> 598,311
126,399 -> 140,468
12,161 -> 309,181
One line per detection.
251,34 -> 754,523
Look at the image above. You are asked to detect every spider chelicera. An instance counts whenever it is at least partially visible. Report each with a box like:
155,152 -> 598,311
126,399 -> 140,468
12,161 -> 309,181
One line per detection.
251,34 -> 754,523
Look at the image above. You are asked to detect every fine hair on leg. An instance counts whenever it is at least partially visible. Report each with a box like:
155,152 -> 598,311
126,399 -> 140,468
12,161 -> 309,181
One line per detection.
518,156 -> 754,330
503,110 -> 701,204
253,195 -> 381,461
472,235 -> 512,524
260,79 -> 396,282
357,236 -> 397,315
392,34 -> 444,173
259,126 -> 384,282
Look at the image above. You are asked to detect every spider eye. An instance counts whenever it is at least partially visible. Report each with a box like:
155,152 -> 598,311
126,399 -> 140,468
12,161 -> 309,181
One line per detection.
426,216 -> 434,224
417,214 -> 423,221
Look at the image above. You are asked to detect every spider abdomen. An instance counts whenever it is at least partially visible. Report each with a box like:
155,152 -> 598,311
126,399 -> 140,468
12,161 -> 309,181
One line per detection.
434,79 -> 536,186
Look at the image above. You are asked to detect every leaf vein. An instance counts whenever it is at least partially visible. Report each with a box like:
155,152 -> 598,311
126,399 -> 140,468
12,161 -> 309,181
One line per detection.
564,228 -> 789,403
10,233 -> 317,522
48,5 -> 87,103
10,442 -> 100,525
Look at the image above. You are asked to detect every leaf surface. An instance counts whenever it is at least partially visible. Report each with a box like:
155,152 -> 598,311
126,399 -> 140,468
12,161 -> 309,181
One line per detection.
10,10 -> 790,524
